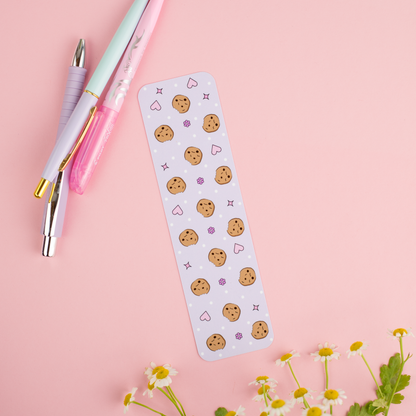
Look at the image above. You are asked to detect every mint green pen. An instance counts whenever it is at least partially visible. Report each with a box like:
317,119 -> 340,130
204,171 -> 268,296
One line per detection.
34,0 -> 149,199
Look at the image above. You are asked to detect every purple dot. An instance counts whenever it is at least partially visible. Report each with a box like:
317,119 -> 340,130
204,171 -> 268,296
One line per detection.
235,332 -> 243,340
208,227 -> 215,234
183,120 -> 191,127
218,278 -> 226,286
197,177 -> 204,185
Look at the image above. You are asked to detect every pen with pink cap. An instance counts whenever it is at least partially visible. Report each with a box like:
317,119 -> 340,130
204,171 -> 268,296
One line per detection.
70,0 -> 164,194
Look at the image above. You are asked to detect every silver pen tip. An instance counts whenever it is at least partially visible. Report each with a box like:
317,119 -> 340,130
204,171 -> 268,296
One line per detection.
71,39 -> 86,68
42,236 -> 58,257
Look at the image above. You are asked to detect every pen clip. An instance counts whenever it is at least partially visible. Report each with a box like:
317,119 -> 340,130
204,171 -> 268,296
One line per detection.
59,106 -> 97,172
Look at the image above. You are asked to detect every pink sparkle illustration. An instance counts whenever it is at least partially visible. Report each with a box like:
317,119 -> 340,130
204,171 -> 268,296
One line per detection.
227,200 -> 234,206
203,93 -> 209,100
253,305 -> 259,311
161,163 -> 169,171
184,262 -> 191,270
156,88 -> 163,94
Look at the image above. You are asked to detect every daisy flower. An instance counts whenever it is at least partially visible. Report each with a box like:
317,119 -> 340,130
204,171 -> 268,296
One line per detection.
346,341 -> 369,358
142,381 -> 155,398
148,364 -> 178,388
311,342 -> 341,362
388,328 -> 414,339
260,412 -> 268,416
275,350 -> 301,367
317,388 -> 347,406
145,362 -> 178,378
252,384 -> 276,401
123,388 -> 137,414
289,387 -> 314,404
301,405 -> 330,416
264,395 -> 293,415
249,376 -> 278,387
225,405 -> 245,416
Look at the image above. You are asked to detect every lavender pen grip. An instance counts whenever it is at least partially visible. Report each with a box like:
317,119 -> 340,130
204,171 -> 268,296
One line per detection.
41,43 -> 87,257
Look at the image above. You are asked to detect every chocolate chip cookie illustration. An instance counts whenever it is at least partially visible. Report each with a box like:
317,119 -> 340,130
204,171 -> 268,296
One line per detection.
239,267 -> 257,286
208,248 -> 227,267
154,125 -> 174,143
222,303 -> 241,322
179,229 -> 199,247
251,321 -> 269,340
191,278 -> 210,296
196,199 -> 215,218
227,218 -> 245,237
184,147 -> 203,165
206,334 -> 226,351
214,166 -> 232,185
172,95 -> 190,113
167,177 -> 186,194
203,114 -> 220,132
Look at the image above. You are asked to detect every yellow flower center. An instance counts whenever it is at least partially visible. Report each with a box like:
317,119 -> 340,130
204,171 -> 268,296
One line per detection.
147,382 -> 155,391
260,413 -> 268,416
324,389 -> 339,400
225,412 -> 236,416
156,368 -> 169,379
256,376 -> 269,383
393,328 -> 408,337
319,348 -> 333,357
123,393 -> 132,406
152,366 -> 164,375
294,387 -> 308,398
280,353 -> 293,361
271,399 -> 285,408
257,385 -> 271,395
307,408 -> 323,416
350,341 -> 363,351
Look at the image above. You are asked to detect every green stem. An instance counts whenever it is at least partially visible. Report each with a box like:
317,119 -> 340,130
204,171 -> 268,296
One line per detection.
330,404 -> 333,415
157,387 -> 184,416
288,361 -> 301,388
131,401 -> 166,416
288,361 -> 309,408
167,386 -> 186,416
267,393 -> 273,401
325,359 -> 329,390
361,354 -> 384,398
262,385 -> 268,407
385,338 -> 405,416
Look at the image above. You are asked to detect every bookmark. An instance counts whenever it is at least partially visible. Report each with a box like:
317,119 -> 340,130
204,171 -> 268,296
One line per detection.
138,72 -> 274,361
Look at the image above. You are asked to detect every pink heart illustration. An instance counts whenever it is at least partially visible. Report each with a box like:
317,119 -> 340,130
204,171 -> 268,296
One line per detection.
150,100 -> 161,111
234,243 -> 244,254
211,145 -> 222,155
187,78 -> 198,89
200,311 -> 211,321
172,205 -> 183,215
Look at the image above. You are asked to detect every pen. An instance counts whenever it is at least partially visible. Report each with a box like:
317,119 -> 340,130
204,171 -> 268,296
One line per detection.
69,0 -> 164,194
41,39 -> 86,257
34,0 -> 149,199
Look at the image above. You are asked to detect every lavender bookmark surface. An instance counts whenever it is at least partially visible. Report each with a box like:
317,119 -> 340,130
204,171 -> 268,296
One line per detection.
138,72 -> 274,361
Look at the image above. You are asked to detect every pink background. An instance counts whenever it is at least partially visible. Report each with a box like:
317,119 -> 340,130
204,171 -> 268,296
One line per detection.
0,0 -> 415,415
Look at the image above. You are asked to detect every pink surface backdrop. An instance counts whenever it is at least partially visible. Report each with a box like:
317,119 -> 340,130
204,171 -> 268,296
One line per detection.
0,0 -> 415,415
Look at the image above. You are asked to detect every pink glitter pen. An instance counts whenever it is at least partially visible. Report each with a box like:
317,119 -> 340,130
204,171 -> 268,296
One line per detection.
70,0 -> 164,194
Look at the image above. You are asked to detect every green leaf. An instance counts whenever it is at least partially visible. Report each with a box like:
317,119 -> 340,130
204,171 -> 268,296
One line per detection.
380,353 -> 401,388
215,407 -> 228,416
347,403 -> 372,416
396,374 -> 410,392
372,398 -> 388,411
365,402 -> 384,415
391,393 -> 404,404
